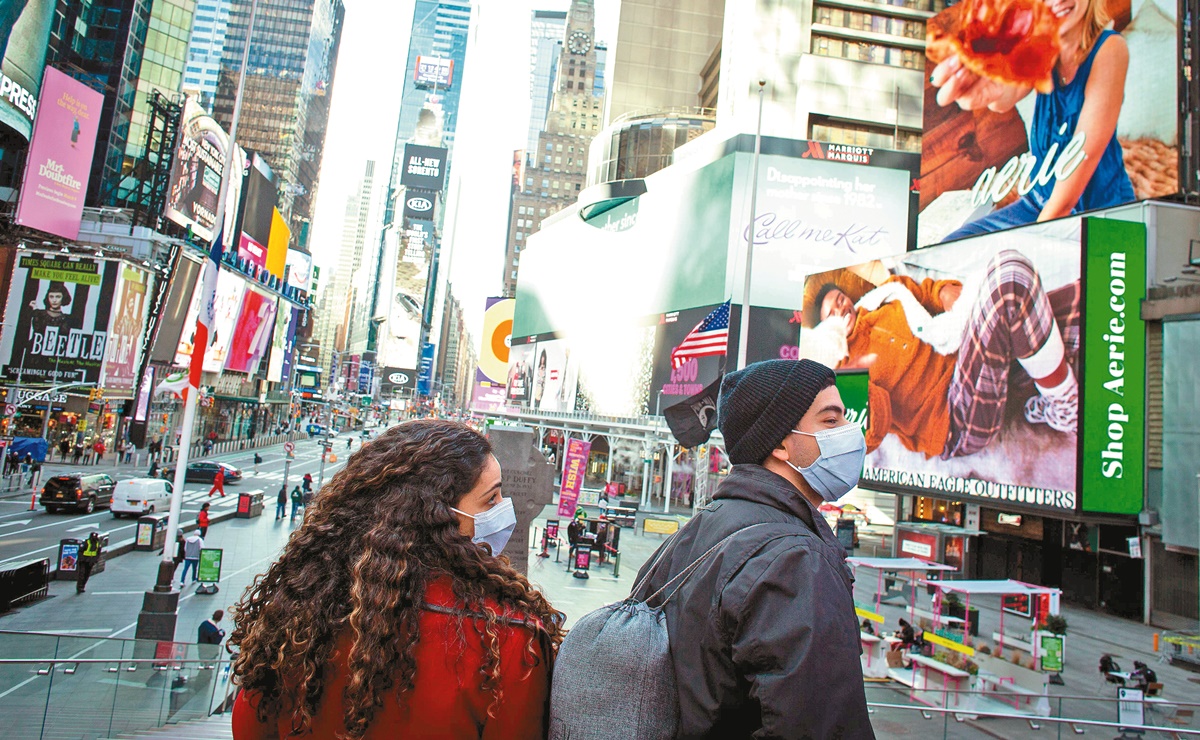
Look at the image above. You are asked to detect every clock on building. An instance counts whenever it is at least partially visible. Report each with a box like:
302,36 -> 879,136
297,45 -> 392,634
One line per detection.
567,30 -> 591,55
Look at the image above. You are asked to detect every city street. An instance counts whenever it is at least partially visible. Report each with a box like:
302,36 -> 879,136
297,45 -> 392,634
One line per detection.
0,437 -> 352,571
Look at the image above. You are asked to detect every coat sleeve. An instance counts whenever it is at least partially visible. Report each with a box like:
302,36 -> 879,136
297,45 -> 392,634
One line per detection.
729,543 -> 875,740
888,275 -> 960,315
482,626 -> 550,740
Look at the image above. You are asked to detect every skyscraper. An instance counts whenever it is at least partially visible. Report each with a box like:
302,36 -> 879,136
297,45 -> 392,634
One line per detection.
369,0 -> 472,365
501,0 -> 604,298
214,0 -> 345,243
183,0 -> 232,111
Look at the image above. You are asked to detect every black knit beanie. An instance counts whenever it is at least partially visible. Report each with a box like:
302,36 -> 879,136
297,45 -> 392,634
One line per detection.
718,359 -> 837,465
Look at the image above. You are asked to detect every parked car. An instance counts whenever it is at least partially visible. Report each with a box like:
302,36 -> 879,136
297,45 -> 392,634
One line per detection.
163,461 -> 243,484
305,424 -> 338,438
41,473 -> 117,514
111,478 -> 174,518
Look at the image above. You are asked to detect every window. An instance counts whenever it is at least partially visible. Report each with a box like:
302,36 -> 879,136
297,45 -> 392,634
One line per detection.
567,80 -> 574,89
518,206 -> 526,215
539,209 -> 547,216
556,144 -> 563,152
809,114 -> 922,152
516,232 -> 524,240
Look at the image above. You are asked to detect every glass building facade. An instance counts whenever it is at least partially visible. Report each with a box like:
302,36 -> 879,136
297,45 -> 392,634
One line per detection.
183,0 -> 231,110
214,0 -> 344,241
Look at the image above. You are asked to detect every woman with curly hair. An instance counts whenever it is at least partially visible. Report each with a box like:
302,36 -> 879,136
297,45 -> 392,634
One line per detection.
230,419 -> 564,739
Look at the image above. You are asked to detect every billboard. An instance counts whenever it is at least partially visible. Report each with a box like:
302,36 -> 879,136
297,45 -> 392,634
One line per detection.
795,216 -> 1144,515
285,248 -> 312,290
277,306 -> 301,386
225,287 -> 277,374
414,56 -> 454,88
266,208 -> 289,278
402,191 -> 436,221
14,68 -> 104,239
477,296 -> 513,384
400,143 -> 447,191
0,255 -> 119,385
164,97 -> 239,243
102,265 -> 151,391
237,153 -> 275,268
265,297 -> 288,382
380,366 -> 416,397
0,0 -> 53,140
202,273 -> 246,373
171,260 -> 208,367
919,0 -> 1179,246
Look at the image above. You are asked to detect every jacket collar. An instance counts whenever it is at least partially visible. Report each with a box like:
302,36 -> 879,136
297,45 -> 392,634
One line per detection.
713,464 -> 826,525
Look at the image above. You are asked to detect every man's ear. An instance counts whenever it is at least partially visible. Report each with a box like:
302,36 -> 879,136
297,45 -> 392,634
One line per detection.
768,445 -> 790,463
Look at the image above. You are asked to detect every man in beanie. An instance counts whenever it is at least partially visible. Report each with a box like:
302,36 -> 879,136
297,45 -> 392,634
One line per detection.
633,359 -> 873,739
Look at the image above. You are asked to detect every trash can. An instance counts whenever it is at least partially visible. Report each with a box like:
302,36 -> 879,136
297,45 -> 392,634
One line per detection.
236,492 -> 264,519
135,513 -> 170,552
56,533 -> 109,581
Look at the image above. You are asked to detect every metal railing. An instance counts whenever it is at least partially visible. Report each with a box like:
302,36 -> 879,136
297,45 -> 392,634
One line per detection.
0,631 -> 236,740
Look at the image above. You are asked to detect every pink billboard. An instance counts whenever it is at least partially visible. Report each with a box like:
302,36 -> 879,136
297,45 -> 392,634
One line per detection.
557,438 -> 592,519
225,287 -> 277,374
15,68 -> 104,240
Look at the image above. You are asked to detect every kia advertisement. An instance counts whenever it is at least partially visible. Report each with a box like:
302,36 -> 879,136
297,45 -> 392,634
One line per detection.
15,67 -> 104,239
400,143 -> 447,191
919,0 -> 1179,245
402,192 -> 436,221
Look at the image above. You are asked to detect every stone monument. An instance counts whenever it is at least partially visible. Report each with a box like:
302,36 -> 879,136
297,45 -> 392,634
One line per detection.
489,425 -> 555,573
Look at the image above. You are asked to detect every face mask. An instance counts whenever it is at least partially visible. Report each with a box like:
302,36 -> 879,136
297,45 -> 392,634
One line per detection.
786,424 -> 866,502
451,498 -> 517,555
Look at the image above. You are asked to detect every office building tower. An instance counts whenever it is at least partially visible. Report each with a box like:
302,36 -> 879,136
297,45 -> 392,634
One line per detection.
501,0 -> 604,298
183,0 -> 232,110
214,0 -> 345,243
527,9 -> 608,163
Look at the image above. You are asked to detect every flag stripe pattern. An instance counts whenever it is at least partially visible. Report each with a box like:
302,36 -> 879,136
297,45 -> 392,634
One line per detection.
187,228 -> 226,394
670,300 -> 731,369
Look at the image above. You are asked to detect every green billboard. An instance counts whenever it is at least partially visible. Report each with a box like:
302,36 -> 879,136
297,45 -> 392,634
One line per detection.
197,548 -> 223,583
1080,218 -> 1146,515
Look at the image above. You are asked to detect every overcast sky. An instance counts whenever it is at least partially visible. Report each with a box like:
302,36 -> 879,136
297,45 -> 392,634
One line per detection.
309,0 -> 620,347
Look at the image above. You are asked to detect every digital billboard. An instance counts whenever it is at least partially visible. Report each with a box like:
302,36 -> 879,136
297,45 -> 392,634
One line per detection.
225,287 -> 277,374
266,208 -> 289,278
15,68 -> 104,239
202,273 -> 246,373
237,152 -> 274,269
414,56 -> 454,88
102,265 -> 150,391
171,259 -> 207,367
0,255 -> 119,385
164,97 -> 240,243
285,248 -> 312,290
0,0 -> 53,140
511,133 -> 917,415
477,296 -> 513,385
400,143 -> 447,191
795,216 -> 1145,515
919,0 -> 1178,246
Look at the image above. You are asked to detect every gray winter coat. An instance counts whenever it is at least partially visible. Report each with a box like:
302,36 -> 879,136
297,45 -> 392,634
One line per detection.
633,464 -> 874,739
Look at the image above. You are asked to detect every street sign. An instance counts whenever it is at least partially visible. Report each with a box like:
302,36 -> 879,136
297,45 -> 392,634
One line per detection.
283,441 -> 295,453
4,404 -> 14,416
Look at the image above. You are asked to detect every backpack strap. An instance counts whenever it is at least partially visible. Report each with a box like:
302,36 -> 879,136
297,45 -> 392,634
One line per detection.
644,522 -> 772,607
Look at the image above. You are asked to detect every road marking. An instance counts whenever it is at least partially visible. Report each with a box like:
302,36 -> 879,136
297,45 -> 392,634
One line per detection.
0,519 -> 31,528
88,591 -> 148,596
0,510 -> 112,540
24,628 -> 115,634
66,523 -> 99,532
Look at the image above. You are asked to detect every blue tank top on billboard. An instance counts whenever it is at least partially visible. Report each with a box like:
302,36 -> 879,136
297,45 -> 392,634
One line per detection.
1030,30 -> 1135,211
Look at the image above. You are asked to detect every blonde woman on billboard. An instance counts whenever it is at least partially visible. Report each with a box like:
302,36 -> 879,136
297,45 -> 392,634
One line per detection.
930,0 -> 1133,239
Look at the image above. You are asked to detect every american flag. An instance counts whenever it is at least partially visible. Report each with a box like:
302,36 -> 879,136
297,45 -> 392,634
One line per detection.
186,227 -> 227,396
670,301 -> 731,369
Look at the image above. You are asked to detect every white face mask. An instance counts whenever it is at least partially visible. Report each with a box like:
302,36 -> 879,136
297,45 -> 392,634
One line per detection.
786,424 -> 866,502
451,498 -> 517,555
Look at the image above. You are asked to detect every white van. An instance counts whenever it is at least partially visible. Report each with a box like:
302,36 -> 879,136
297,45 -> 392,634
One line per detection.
111,478 -> 174,518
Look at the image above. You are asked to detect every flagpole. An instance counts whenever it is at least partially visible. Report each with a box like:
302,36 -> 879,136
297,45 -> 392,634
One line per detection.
736,80 -> 766,370
153,0 -> 259,592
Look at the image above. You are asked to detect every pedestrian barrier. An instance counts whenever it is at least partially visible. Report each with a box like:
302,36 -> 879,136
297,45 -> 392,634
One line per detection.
55,532 -> 109,582
0,558 -> 50,612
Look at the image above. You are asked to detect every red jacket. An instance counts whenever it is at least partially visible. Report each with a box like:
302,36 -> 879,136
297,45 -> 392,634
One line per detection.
232,577 -> 549,739
198,510 -> 209,528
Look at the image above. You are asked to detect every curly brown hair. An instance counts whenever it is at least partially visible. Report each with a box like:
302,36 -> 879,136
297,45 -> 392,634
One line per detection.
230,419 -> 565,737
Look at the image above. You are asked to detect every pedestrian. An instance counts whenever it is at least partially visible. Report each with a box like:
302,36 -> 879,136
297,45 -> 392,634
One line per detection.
203,437 -> 214,455
230,419 -> 562,738
92,438 -> 106,464
289,485 -> 304,521
180,531 -> 204,585
346,436 -> 352,450
77,531 -> 103,594
253,452 -> 262,474
275,484 -> 287,520
28,458 -> 41,488
209,467 -> 226,497
149,460 -> 160,478
302,473 -> 313,494
124,441 -> 137,465
72,443 -> 83,464
199,609 -> 226,645
20,453 -> 31,480
198,502 -> 211,537
58,438 -> 70,462
631,359 -> 874,738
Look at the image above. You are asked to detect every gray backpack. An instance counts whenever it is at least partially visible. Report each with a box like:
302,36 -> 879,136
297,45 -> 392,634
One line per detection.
548,525 -> 764,740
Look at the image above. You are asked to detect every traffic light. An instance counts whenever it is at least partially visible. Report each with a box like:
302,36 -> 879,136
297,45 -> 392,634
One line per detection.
88,388 -> 104,402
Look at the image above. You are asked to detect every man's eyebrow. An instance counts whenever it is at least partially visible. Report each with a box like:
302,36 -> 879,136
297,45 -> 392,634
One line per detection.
816,404 -> 845,416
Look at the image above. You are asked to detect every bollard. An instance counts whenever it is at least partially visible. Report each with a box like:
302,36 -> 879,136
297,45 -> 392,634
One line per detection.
1153,633 -> 1159,652
29,489 -> 37,511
